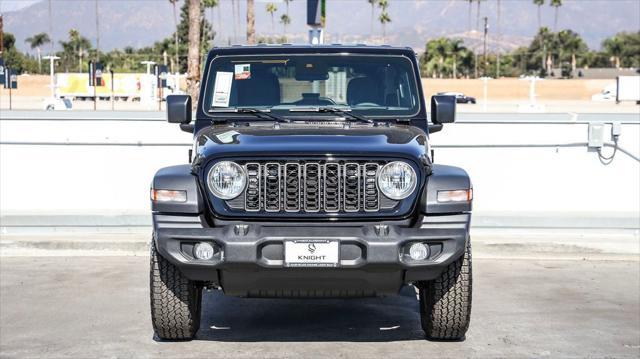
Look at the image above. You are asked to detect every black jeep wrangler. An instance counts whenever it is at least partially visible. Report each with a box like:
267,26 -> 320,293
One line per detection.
150,45 -> 472,341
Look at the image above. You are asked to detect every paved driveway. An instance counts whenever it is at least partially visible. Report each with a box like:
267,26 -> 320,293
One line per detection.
1,256 -> 638,358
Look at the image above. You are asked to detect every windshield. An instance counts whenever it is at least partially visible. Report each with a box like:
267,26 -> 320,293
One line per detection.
203,54 -> 420,118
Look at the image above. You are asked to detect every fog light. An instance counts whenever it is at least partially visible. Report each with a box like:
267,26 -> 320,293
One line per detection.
193,242 -> 214,260
409,242 -> 429,261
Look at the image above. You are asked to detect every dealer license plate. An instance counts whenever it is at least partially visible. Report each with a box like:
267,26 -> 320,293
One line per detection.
284,240 -> 339,267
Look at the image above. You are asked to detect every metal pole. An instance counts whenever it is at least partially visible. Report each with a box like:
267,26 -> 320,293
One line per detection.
48,0 -> 53,55
43,55 -> 59,99
474,52 -> 478,79
95,0 -> 100,62
0,14 -> 4,55
496,0 -> 501,78
482,77 -> 488,112
110,70 -> 114,111
483,17 -> 488,77
8,68 -> 12,110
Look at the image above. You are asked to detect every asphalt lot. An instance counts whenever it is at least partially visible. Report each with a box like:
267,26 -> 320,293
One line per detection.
1,255 -> 638,358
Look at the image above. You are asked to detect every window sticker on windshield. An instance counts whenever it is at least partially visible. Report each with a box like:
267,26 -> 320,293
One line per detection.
234,64 -> 251,80
212,71 -> 233,107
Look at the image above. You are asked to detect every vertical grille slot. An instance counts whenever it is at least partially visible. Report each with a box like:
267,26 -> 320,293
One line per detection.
244,163 -> 261,211
324,163 -> 340,212
304,163 -> 321,212
343,163 -> 360,212
264,163 -> 281,212
284,163 -> 301,212
364,163 -> 379,211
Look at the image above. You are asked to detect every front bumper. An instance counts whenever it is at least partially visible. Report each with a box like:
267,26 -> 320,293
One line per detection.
153,213 -> 470,297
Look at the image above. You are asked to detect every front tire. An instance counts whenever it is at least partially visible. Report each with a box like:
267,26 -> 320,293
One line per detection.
150,239 -> 202,340
418,240 -> 472,340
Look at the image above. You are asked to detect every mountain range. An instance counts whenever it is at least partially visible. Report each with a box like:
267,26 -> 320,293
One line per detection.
4,0 -> 639,55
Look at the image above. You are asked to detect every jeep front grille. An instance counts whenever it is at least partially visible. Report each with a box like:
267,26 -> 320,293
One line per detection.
225,160 -> 399,214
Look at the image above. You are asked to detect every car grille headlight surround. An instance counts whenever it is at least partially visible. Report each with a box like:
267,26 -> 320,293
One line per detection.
207,161 -> 247,200
377,161 -> 417,200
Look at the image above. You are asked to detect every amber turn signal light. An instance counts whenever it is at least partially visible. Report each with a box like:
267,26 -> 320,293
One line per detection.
151,189 -> 187,203
437,189 -> 473,203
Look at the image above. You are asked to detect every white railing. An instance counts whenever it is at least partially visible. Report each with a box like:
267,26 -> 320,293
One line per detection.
1,111 -> 638,230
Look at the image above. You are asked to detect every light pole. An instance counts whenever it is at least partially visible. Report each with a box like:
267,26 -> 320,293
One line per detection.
483,17 -> 488,77
141,61 -> 156,75
140,61 -> 156,107
480,76 -> 491,112
43,55 -> 60,99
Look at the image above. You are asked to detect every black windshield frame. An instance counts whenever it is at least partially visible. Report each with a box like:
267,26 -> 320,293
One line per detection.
200,53 -> 422,120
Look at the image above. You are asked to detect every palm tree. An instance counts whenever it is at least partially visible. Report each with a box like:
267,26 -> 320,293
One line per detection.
425,38 -> 451,78
231,0 -> 238,43
78,47 -> 86,72
450,39 -> 467,79
247,0 -> 255,44
476,0 -> 482,31
467,0 -> 473,32
266,3 -> 278,33
284,0 -> 293,17
169,0 -> 179,72
368,0 -> 377,35
535,26 -> 554,74
557,30 -> 586,73
202,0 -> 218,45
280,14 -> 291,37
533,0 -> 544,29
48,0 -> 54,54
25,32 -> 50,72
496,0 -> 501,77
550,0 -> 562,31
603,36 -> 624,68
95,0 -> 100,61
378,0 -> 390,41
187,0 -> 201,106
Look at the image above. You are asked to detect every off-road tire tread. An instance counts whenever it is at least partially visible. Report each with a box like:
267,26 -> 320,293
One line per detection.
420,240 -> 472,340
149,239 -> 201,340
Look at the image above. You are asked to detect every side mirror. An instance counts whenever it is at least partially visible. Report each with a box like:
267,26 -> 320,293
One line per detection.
430,95 -> 456,124
167,95 -> 192,124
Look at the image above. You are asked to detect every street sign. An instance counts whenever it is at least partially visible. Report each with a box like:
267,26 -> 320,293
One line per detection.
88,61 -> 105,86
155,64 -> 168,88
4,68 -> 17,89
0,57 -> 5,86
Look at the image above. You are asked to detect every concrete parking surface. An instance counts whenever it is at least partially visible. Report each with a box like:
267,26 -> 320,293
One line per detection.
1,255 -> 639,358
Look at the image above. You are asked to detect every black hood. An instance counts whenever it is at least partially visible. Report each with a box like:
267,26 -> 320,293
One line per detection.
193,123 -> 428,163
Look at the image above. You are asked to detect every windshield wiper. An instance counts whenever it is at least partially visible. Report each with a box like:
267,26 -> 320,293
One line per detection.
209,107 -> 290,123
289,106 -> 373,124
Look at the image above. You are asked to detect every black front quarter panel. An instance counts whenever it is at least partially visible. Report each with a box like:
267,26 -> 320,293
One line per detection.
422,164 -> 472,214
151,165 -> 204,214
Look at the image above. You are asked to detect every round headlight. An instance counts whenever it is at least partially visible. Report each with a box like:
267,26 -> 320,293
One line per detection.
207,161 -> 246,199
377,161 -> 417,200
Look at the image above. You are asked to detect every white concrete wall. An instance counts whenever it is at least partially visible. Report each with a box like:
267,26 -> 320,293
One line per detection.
1,113 -> 639,228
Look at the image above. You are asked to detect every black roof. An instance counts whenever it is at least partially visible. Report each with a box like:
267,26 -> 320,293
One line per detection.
207,44 -> 416,58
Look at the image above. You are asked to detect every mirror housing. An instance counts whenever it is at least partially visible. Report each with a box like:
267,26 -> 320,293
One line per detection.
430,95 -> 456,124
167,95 -> 192,124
